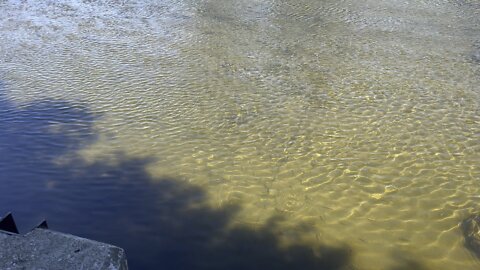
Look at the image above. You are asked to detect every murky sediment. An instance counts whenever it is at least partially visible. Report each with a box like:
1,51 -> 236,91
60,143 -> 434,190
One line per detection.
1,0 -> 480,269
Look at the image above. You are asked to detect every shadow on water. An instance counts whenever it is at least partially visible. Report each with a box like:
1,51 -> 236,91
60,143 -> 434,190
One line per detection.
0,82 -> 354,269
61,157 -> 356,270
0,82 -> 99,229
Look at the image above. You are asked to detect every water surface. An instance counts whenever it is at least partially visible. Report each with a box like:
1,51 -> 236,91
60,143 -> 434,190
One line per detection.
1,0 -> 480,269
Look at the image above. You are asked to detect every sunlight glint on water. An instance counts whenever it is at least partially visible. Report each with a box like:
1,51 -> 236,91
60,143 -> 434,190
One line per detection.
1,0 -> 480,269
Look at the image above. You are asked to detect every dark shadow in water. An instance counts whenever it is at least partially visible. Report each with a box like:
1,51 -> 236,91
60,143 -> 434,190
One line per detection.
0,82 -> 431,270
56,156 -> 355,270
0,83 -> 99,230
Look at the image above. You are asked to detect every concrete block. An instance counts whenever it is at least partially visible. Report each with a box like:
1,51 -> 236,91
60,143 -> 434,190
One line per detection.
0,229 -> 127,270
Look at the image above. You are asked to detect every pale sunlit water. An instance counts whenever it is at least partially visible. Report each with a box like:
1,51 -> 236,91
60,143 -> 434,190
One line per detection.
1,0 -> 480,269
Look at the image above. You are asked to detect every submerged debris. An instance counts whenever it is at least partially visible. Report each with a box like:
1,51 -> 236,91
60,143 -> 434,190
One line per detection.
460,215 -> 480,258
471,42 -> 480,64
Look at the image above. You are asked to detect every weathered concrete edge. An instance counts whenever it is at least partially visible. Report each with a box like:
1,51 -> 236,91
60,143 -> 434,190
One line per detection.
0,228 -> 128,270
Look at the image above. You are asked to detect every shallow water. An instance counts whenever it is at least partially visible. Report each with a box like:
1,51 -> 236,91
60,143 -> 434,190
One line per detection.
1,0 -> 480,269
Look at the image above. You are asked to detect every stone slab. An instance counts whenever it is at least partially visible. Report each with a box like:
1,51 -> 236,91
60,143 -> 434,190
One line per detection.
0,229 -> 127,270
